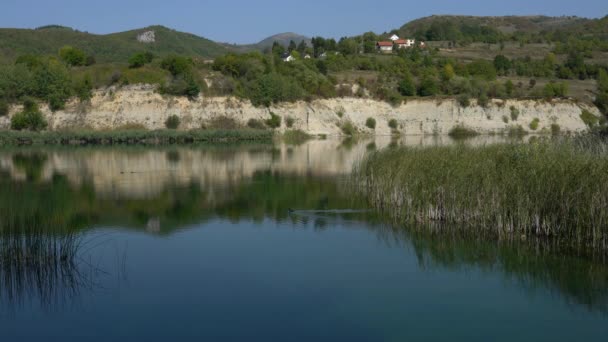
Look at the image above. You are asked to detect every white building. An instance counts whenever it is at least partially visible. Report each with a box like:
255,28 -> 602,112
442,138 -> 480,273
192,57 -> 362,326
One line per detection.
390,34 -> 400,41
395,39 -> 416,49
376,41 -> 394,53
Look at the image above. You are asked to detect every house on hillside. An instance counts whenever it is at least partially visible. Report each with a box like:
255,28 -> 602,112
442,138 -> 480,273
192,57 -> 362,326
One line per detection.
395,39 -> 416,49
390,34 -> 400,41
376,41 -> 394,53
281,52 -> 295,62
304,54 -> 312,59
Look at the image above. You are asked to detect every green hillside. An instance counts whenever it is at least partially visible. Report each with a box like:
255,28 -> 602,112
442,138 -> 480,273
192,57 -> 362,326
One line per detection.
223,32 -> 311,53
392,15 -> 607,43
0,25 -> 230,63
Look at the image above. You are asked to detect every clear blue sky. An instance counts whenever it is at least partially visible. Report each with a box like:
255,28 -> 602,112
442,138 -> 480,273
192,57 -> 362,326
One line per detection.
1,0 -> 607,44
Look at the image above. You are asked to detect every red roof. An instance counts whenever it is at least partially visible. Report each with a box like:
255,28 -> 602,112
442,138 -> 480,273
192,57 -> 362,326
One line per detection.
395,39 -> 408,44
377,41 -> 393,47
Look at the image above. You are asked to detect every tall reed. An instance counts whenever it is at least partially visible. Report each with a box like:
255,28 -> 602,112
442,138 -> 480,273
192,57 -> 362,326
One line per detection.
353,137 -> 608,252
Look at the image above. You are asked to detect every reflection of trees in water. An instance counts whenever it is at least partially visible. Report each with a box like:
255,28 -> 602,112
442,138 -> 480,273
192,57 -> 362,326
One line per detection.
2,149 -> 607,315
373,225 -> 608,314
12,152 -> 48,181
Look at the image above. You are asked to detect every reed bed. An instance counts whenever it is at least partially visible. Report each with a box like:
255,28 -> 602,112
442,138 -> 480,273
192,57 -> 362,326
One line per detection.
0,224 -> 87,309
353,137 -> 608,252
0,129 -> 273,146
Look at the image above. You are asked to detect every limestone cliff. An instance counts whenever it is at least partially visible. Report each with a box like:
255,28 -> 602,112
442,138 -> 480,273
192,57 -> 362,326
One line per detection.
0,84 -> 599,135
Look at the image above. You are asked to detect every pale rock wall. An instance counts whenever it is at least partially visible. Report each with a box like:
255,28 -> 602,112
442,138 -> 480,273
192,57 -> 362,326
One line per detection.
0,84 -> 599,135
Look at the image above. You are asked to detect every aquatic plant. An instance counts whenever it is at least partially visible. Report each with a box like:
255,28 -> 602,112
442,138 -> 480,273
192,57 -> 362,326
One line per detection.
353,138 -> 608,253
0,129 -> 273,146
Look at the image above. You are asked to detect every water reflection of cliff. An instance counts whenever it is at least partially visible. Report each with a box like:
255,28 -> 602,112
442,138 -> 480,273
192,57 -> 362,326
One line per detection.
0,136 -> 523,199
3,136 -> 604,316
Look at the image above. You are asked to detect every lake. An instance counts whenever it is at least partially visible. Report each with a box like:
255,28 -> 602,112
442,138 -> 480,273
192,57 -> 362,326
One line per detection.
0,136 -> 607,341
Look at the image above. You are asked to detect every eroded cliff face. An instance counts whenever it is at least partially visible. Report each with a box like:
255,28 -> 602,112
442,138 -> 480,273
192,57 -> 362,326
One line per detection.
0,84 -> 599,135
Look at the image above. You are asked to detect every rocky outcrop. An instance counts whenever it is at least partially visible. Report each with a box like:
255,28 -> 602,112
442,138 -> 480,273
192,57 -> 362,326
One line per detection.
0,84 -> 599,135
136,31 -> 156,43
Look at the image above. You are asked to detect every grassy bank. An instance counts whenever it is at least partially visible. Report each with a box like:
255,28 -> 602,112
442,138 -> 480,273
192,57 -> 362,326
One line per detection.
353,137 -> 608,252
0,129 -> 273,146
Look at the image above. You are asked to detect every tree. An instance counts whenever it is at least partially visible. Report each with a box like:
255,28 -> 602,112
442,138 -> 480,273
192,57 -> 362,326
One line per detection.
161,55 -> 193,76
441,64 -> 455,81
288,40 -> 297,53
418,77 -> 439,96
338,38 -> 358,55
272,41 -> 286,56
10,98 -> 47,131
398,75 -> 416,96
59,46 -> 87,67
468,60 -> 497,80
296,40 -> 308,54
493,55 -> 511,75
129,52 -> 154,68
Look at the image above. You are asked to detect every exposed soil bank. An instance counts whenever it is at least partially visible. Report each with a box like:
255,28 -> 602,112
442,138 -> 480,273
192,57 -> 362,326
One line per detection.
0,85 -> 600,135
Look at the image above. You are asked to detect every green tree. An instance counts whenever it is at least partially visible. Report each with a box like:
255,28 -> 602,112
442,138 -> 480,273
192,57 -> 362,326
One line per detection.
493,55 -> 511,75
10,98 -> 47,131
288,40 -> 297,53
418,77 -> 439,96
129,52 -> 154,68
59,46 -> 87,67
398,75 -> 416,96
161,55 -> 193,76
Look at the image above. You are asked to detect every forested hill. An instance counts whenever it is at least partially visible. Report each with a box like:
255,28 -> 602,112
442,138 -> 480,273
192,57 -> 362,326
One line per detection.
0,25 -> 230,63
392,15 -> 608,43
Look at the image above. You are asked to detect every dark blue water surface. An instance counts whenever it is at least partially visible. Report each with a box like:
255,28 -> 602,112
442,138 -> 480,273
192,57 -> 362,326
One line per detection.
1,140 -> 607,341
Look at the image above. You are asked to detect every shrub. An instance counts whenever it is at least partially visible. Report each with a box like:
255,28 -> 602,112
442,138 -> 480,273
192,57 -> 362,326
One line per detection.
398,76 -> 416,96
551,124 -> 561,135
129,52 -> 154,68
59,46 -> 86,67
341,121 -> 356,136
165,115 -> 180,129
160,74 -> 200,99
457,94 -> 470,107
336,108 -> 345,118
448,125 -> 479,138
510,106 -> 520,121
0,99 -> 8,117
10,99 -> 47,131
161,55 -> 194,76
543,82 -> 568,98
265,112 -> 282,129
529,118 -> 540,131
283,130 -> 311,144
507,125 -> 527,137
365,117 -> 376,129
580,109 -> 599,128
502,115 -> 510,124
74,76 -> 93,102
477,93 -> 489,108
388,119 -> 398,130
207,116 -> 240,129
247,119 -> 266,129
418,77 -> 439,97
285,116 -> 295,128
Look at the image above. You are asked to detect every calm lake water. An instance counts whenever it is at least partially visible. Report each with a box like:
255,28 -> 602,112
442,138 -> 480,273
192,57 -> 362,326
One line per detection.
1,136 -> 607,341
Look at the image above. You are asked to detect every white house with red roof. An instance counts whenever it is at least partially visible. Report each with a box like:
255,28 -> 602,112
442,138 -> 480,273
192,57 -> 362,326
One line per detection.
376,41 -> 394,53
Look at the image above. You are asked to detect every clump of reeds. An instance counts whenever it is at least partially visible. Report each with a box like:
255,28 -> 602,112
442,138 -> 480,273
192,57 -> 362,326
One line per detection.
353,137 -> 608,252
0,129 -> 274,146
0,223 -> 85,309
